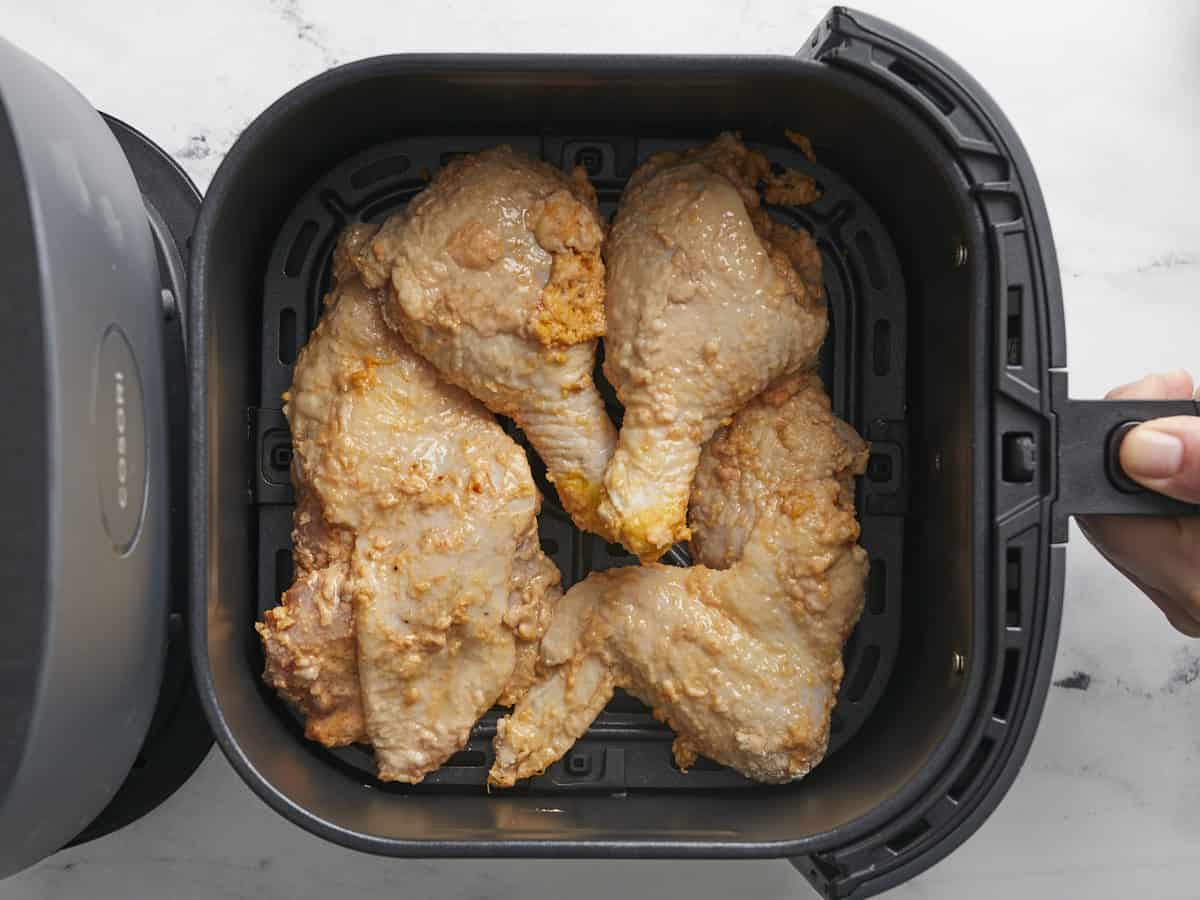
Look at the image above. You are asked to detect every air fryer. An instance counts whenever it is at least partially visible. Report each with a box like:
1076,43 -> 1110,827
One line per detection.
2,8 -> 1196,899
0,38 -> 211,878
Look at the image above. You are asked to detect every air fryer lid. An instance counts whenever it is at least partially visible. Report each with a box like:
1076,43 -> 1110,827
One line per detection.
0,37 -> 192,877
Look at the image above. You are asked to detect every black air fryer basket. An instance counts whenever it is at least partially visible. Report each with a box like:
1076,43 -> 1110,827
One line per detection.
6,5 -> 1195,898
188,11 -> 1200,896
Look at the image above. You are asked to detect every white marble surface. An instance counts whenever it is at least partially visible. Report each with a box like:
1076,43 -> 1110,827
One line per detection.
5,1 -> 1200,897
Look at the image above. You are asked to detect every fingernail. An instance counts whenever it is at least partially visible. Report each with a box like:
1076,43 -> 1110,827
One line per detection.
1123,427 -> 1184,479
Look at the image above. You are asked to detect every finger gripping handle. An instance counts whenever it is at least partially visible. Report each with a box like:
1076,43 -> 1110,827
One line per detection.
1056,397 -> 1200,520
1105,421 -> 1145,495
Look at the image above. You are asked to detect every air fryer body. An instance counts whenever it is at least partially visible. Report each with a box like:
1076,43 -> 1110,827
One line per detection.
189,11 -> 1078,898
0,39 -> 210,878
0,36 -> 170,876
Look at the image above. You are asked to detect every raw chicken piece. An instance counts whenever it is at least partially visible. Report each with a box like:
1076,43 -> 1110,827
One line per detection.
490,375 -> 867,785
498,522 -> 563,708
257,225 -> 560,782
256,560 -> 362,747
254,233 -> 371,749
355,146 -> 617,537
598,132 -> 827,561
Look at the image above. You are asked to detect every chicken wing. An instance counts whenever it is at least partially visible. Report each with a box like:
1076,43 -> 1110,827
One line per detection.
598,133 -> 827,561
257,225 -> 561,783
355,146 -> 617,537
490,375 -> 867,785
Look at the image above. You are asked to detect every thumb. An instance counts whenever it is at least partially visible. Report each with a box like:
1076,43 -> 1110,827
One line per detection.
1121,416 -> 1200,504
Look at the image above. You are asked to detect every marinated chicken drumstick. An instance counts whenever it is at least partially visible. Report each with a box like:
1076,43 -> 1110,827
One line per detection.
355,146 -> 617,537
490,374 -> 867,785
598,132 -> 827,561
257,225 -> 560,783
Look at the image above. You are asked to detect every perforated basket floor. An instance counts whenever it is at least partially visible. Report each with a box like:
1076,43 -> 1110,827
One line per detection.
250,133 -> 909,792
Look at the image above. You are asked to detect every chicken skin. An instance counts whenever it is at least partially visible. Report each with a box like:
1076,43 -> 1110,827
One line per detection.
490,375 -> 868,786
598,133 -> 827,561
255,484 -> 362,747
355,146 -> 617,537
257,225 -> 560,783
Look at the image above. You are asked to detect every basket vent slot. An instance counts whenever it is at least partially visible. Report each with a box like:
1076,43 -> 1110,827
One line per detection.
885,817 -> 931,854
350,154 -> 411,188
445,750 -> 486,768
845,644 -> 880,703
274,548 -> 294,599
949,737 -> 995,803
867,559 -> 886,615
887,58 -> 955,115
856,231 -> 887,290
277,308 -> 298,364
872,319 -> 892,375
1006,286 -> 1023,366
283,220 -> 318,277
1005,547 -> 1022,628
994,648 -> 1021,721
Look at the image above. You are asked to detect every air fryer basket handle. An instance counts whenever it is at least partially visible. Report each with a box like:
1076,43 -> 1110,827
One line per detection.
1055,396 -> 1200,519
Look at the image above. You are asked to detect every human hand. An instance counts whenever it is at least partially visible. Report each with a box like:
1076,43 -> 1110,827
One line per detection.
1078,370 -> 1200,637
